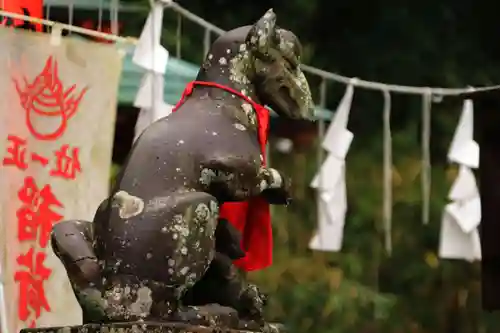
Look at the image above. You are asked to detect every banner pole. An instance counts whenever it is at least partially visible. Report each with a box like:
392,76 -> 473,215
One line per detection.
0,261 -> 9,333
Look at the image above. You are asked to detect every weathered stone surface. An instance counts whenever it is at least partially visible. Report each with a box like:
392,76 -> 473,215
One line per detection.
20,305 -> 286,333
20,321 -> 286,333
48,7 -> 313,329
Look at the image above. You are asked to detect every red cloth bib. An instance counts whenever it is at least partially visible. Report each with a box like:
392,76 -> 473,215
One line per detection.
172,81 -> 272,271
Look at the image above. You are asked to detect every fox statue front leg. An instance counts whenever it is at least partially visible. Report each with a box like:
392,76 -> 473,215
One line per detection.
180,165 -> 291,326
182,250 -> 268,325
50,219 -> 105,323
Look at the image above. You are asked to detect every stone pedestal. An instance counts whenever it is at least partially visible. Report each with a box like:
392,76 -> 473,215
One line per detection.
21,321 -> 285,333
21,305 -> 284,333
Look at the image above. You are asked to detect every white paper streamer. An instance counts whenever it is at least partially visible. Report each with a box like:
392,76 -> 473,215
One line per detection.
309,166 -> 347,251
439,209 -> 481,261
448,166 -> 478,201
132,2 -> 169,74
309,84 -> 355,252
439,99 -> 481,262
382,89 -> 393,255
421,90 -> 432,225
447,100 -> 479,168
310,155 -> 344,191
322,84 -> 354,157
132,1 -> 173,142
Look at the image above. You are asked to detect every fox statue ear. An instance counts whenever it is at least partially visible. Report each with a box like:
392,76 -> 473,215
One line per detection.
245,9 -> 278,56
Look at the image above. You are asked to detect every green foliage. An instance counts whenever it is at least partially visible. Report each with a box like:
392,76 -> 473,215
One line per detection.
255,126 -> 484,333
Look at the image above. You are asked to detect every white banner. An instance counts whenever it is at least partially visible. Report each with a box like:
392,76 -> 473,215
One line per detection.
0,27 -> 122,333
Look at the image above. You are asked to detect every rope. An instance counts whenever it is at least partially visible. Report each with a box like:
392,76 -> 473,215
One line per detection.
421,90 -> 432,225
163,2 -> 500,96
2,2 -> 500,96
382,89 -> 392,254
168,1 -> 224,35
300,65 -> 500,96
0,10 -> 136,44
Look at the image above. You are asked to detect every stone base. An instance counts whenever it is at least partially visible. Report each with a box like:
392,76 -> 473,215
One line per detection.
21,321 -> 285,333
20,305 -> 285,333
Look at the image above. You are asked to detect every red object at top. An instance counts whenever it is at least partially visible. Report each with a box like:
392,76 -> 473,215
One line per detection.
0,0 -> 43,31
173,81 -> 272,271
80,20 -> 123,44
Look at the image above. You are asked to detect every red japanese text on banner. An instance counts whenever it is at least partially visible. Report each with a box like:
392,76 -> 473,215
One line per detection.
0,0 -> 43,31
0,27 -> 122,333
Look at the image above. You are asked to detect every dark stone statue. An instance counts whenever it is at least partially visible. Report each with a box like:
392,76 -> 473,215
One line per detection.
24,8 -> 314,333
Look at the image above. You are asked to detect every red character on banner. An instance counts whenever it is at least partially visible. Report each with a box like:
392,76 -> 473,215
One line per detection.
3,135 -> 28,170
0,0 -> 43,31
50,144 -> 81,180
13,56 -> 88,141
2,135 -> 62,169
30,152 -> 49,167
16,176 -> 63,248
14,247 -> 51,325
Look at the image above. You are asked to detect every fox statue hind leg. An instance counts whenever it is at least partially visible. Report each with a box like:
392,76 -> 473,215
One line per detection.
94,190 -> 219,321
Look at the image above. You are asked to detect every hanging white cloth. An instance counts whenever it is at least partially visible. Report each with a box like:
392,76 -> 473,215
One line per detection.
421,90 -> 432,225
133,73 -> 173,141
132,1 -> 173,142
447,100 -> 479,168
382,89 -> 393,254
439,207 -> 481,261
309,166 -> 347,251
132,2 -> 169,74
309,83 -> 355,252
321,84 -> 354,157
438,99 -> 481,262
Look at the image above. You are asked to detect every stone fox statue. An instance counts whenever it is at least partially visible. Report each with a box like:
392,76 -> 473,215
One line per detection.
50,8 -> 314,326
